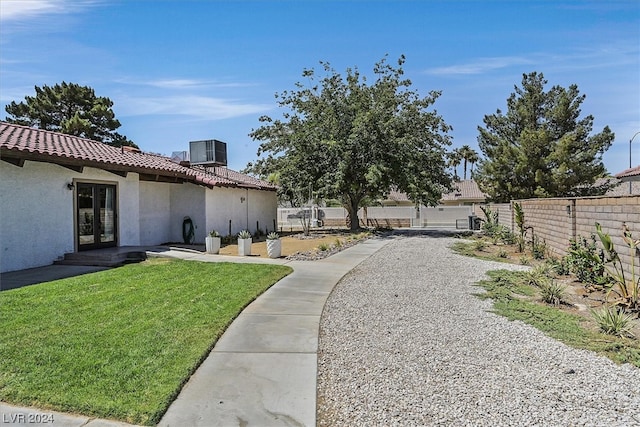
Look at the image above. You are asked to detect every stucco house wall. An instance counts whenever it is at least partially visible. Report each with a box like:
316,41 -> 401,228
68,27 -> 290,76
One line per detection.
115,172 -> 141,247
246,187 -> 278,235
139,181 -> 171,246
170,183 -> 207,244
0,161 -> 142,272
206,187 -> 248,237
1,161 -> 74,272
205,187 -> 277,237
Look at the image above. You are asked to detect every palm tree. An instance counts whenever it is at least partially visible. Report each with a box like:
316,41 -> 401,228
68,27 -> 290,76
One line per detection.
447,149 -> 462,180
467,149 -> 480,178
459,145 -> 480,179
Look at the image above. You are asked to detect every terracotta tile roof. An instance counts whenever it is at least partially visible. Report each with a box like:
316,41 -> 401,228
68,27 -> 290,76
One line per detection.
595,177 -> 640,196
382,180 -> 487,204
440,179 -> 487,201
615,165 -> 640,179
386,189 -> 411,202
0,122 -> 275,190
202,166 -> 276,189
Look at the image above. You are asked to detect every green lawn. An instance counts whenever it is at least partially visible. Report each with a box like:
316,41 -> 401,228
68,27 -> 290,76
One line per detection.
0,258 -> 292,425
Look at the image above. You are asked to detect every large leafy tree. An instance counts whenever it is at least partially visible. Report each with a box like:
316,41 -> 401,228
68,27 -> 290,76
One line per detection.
5,81 -> 137,147
475,72 -> 614,202
246,56 -> 452,230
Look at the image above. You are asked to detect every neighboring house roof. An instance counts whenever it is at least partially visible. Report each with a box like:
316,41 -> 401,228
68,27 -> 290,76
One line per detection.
385,189 -> 411,203
615,165 -> 640,180
0,122 -> 275,191
595,173 -> 640,196
440,179 -> 487,202
382,180 -> 487,205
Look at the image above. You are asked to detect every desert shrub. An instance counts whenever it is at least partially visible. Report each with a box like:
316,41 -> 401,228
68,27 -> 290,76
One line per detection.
591,306 -> 635,338
317,243 -> 329,252
532,236 -> 548,260
547,257 -> 570,276
596,222 -> 640,312
479,205 -> 501,237
565,235 -> 607,285
524,265 -> 553,287
473,240 -> 487,251
519,256 -> 530,265
539,280 -> 566,306
221,234 -> 236,244
499,228 -> 517,245
497,249 -> 508,258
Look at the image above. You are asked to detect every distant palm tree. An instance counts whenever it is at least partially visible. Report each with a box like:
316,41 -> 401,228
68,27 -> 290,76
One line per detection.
447,149 -> 462,180
459,145 -> 480,179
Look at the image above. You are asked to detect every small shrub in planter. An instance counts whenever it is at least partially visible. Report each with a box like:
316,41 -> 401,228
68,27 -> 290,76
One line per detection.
266,232 -> 281,258
205,230 -> 221,254
237,230 -> 252,256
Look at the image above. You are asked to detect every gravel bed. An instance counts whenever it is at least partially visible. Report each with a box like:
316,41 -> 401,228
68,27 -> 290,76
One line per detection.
286,234 -> 373,261
317,235 -> 640,426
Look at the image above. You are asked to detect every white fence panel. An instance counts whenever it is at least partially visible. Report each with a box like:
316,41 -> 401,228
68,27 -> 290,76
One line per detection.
420,206 -> 473,228
363,206 -> 418,219
277,205 -> 474,229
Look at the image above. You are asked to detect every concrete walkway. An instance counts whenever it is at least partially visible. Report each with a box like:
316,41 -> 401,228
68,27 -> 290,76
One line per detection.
1,238 -> 391,427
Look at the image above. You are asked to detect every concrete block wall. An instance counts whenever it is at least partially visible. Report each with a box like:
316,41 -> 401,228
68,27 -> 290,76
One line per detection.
498,196 -> 639,274
473,203 -> 513,231
574,197 -> 640,274
517,199 -> 575,258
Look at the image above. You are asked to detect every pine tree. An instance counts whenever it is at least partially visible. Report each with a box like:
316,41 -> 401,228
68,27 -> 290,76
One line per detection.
475,72 -> 613,202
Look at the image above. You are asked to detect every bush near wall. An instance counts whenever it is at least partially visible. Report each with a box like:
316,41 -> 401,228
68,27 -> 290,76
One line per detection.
485,196 -> 639,274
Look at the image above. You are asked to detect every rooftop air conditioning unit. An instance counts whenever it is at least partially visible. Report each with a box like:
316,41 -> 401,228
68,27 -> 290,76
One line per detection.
189,139 -> 228,166
170,151 -> 189,165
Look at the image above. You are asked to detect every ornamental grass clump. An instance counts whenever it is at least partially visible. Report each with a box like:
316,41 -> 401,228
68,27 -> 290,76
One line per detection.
591,306 -> 635,338
473,239 -> 487,252
523,265 -> 553,288
539,280 -> 566,306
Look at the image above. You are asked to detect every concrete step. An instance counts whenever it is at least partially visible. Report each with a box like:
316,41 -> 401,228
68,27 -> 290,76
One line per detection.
54,250 -> 147,267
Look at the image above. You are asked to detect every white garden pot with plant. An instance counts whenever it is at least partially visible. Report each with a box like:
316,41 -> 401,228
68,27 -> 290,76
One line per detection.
205,230 -> 221,254
237,230 -> 252,256
266,232 -> 281,258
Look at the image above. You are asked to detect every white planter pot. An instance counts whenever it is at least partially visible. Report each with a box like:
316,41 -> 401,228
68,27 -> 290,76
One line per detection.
205,236 -> 220,254
266,239 -> 281,258
238,238 -> 252,256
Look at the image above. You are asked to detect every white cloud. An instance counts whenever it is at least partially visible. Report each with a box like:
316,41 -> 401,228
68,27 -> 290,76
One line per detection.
425,56 -> 535,75
116,95 -> 271,120
0,0 -> 58,21
116,77 -> 257,90
425,43 -> 638,77
0,0 -> 98,21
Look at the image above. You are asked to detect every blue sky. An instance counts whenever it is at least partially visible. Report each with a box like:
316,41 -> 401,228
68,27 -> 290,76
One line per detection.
1,0 -> 638,174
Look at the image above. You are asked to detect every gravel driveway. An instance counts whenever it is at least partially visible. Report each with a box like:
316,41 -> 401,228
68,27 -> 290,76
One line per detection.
317,234 -> 640,426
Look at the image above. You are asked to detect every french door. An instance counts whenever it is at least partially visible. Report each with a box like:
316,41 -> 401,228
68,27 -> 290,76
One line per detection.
77,183 -> 117,250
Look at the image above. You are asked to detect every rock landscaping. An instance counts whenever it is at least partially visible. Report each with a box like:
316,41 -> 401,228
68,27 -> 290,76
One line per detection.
317,235 -> 640,426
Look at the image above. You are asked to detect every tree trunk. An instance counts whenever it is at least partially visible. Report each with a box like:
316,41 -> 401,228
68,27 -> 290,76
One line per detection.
345,199 -> 361,231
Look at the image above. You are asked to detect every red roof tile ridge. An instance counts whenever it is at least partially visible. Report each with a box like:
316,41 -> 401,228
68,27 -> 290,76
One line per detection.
0,121 -> 109,146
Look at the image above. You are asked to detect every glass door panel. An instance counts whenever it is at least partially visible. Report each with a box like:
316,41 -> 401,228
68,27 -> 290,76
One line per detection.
99,186 -> 116,244
77,184 -> 95,246
77,183 -> 117,250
